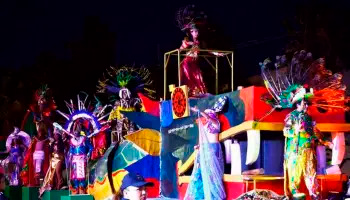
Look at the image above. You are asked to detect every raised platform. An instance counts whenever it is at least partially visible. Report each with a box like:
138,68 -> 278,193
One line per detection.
22,186 -> 39,200
4,186 -> 22,200
61,194 -> 94,200
42,190 -> 69,200
178,174 -> 348,200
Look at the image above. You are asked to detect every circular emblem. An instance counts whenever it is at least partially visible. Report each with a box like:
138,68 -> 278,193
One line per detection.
172,87 -> 187,118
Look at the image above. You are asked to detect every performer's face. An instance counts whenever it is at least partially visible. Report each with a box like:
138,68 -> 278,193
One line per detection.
123,186 -> 147,200
121,90 -> 130,100
38,97 -> 46,107
73,123 -> 82,136
190,28 -> 198,39
297,100 -> 308,112
54,133 -> 60,140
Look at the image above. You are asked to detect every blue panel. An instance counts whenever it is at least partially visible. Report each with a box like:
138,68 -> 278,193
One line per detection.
125,155 -> 160,179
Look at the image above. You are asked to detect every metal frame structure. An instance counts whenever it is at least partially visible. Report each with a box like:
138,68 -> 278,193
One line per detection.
163,49 -> 234,99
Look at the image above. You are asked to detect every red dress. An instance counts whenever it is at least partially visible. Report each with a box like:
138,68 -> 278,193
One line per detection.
20,137 -> 50,186
180,41 -> 207,96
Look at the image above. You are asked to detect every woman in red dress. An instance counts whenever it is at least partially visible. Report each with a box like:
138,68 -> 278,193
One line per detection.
177,5 -> 207,97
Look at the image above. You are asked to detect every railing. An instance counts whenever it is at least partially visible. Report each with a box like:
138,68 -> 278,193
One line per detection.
163,49 -> 234,99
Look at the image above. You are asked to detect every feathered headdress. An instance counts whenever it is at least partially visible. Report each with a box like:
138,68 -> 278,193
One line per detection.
31,84 -> 57,119
260,50 -> 349,111
55,92 -> 111,138
34,84 -> 53,102
176,5 -> 207,32
97,66 -> 154,102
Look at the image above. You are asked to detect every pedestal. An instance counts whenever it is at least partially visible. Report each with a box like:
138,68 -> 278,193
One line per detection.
61,194 -> 94,200
22,186 -> 39,200
4,186 -> 22,200
42,190 -> 69,200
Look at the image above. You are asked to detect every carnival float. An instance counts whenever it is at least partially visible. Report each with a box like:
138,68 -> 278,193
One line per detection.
0,4 -> 349,200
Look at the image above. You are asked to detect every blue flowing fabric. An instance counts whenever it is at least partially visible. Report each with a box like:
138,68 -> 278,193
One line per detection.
184,113 -> 226,200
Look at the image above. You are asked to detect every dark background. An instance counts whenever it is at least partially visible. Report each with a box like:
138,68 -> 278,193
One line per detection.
1,0 -> 350,135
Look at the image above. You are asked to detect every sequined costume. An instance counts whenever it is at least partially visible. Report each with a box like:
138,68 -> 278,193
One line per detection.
54,92 -> 111,195
68,135 -> 93,194
39,133 -> 65,197
3,128 -> 31,186
180,42 -> 207,96
21,85 -> 56,137
20,136 -> 50,186
177,5 -> 208,96
185,97 -> 228,200
260,50 -> 348,199
97,66 -> 153,144
91,130 -> 107,160
108,94 -> 140,143
283,110 -> 323,197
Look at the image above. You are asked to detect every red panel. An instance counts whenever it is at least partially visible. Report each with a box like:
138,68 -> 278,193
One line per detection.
145,178 -> 160,198
178,183 -> 188,200
138,93 -> 160,117
218,114 -> 231,132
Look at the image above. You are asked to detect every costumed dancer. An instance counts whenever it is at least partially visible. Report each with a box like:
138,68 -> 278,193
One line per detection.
1,127 -> 31,186
21,85 -> 57,137
283,92 -> 332,199
260,50 -> 349,199
52,121 -> 93,195
184,96 -> 227,200
176,5 -> 207,97
67,120 -> 93,194
39,127 -> 66,197
97,66 -> 153,144
54,93 -> 110,194
90,96 -> 110,160
21,121 -> 51,186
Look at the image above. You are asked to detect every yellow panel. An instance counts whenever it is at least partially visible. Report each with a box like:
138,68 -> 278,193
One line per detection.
124,129 -> 161,156
88,170 -> 128,200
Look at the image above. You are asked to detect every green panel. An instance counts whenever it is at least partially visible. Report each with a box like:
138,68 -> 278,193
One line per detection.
4,186 -> 22,200
60,194 -> 94,200
22,186 -> 39,200
111,140 -> 146,172
0,140 -> 6,151
42,190 -> 69,200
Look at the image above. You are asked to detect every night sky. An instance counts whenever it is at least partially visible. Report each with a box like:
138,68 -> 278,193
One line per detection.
0,0 -> 296,71
1,0 -> 350,127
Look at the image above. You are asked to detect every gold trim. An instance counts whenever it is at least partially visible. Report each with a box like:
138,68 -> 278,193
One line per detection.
177,150 -> 198,176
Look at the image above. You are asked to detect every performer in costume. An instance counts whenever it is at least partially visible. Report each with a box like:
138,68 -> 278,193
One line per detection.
184,96 -> 227,200
176,5 -> 207,97
1,127 -> 31,186
283,93 -> 332,199
68,120 -> 93,194
97,66 -> 153,144
90,96 -> 109,160
39,127 -> 66,197
108,88 -> 141,142
21,121 -> 51,186
54,92 -> 110,194
21,85 -> 56,137
260,50 -> 349,199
